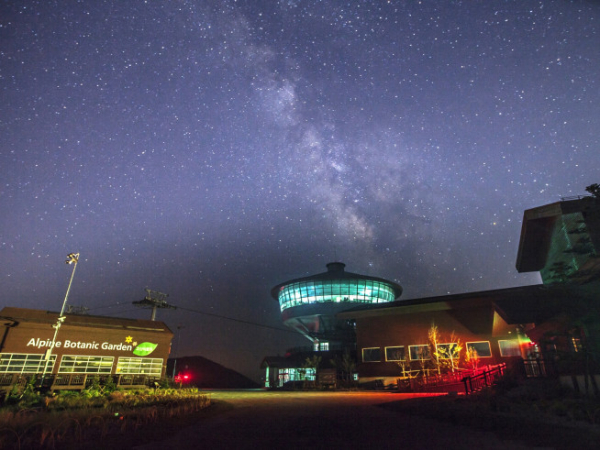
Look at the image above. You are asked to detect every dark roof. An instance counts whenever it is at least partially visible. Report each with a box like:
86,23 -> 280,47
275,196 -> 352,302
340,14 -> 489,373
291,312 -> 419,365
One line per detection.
0,307 -> 173,334
337,283 -> 598,326
271,262 -> 403,300
261,350 -> 340,369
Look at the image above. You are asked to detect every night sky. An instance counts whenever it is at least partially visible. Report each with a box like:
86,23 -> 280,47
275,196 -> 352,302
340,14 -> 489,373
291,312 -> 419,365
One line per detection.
2,1 -> 599,383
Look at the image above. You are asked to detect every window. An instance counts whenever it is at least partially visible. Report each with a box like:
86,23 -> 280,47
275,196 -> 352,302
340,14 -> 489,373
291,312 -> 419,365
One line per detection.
435,343 -> 460,359
498,340 -> 521,357
466,341 -> 492,358
278,280 -> 397,311
385,346 -> 405,361
409,345 -> 430,360
0,353 -> 56,373
289,368 -> 316,381
277,368 -> 316,386
362,347 -> 381,362
58,355 -> 114,374
116,357 -> 163,376
314,342 -> 329,351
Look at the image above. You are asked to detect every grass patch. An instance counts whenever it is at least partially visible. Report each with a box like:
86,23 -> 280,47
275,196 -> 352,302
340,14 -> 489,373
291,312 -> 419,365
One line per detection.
0,383 -> 212,449
381,379 -> 600,449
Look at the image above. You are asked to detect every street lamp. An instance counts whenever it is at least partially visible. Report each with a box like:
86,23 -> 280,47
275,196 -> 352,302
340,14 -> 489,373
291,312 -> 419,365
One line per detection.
172,325 -> 184,380
40,252 -> 80,387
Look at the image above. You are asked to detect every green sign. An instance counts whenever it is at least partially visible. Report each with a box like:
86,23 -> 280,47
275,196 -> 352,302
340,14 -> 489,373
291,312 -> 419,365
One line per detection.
132,342 -> 158,356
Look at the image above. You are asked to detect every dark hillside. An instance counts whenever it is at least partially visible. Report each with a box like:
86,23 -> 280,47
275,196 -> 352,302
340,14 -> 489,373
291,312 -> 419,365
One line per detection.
167,356 -> 260,389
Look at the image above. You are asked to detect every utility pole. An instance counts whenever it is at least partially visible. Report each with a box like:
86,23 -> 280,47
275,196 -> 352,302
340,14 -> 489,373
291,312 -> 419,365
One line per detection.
133,288 -> 176,320
41,252 -> 80,387
172,325 -> 184,379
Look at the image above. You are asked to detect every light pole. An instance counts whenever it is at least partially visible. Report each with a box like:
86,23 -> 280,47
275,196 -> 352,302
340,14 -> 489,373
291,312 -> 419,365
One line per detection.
40,252 -> 80,387
172,325 -> 184,380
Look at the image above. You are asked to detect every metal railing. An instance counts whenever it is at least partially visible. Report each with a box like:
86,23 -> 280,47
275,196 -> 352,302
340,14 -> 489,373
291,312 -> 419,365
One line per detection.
462,363 -> 507,394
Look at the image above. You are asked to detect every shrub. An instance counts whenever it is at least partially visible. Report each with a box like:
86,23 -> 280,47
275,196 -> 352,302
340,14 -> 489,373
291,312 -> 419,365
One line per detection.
101,376 -> 117,394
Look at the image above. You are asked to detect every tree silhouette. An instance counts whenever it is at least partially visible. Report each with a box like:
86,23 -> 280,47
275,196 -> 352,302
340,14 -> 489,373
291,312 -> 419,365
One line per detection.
585,183 -> 600,198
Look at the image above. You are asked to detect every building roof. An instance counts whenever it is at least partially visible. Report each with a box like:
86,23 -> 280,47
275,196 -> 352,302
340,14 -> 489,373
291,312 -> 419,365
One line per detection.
271,262 -> 403,300
0,307 -> 173,334
337,283 -> 597,326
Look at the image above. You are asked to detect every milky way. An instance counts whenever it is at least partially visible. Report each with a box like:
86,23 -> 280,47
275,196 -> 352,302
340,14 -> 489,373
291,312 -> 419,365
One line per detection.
1,1 -> 599,381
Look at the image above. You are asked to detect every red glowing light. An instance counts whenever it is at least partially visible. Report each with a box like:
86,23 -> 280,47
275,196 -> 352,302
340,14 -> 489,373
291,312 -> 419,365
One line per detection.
174,373 -> 192,383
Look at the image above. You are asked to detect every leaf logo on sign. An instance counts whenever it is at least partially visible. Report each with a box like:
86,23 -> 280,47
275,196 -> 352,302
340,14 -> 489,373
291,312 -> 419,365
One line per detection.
133,342 -> 158,356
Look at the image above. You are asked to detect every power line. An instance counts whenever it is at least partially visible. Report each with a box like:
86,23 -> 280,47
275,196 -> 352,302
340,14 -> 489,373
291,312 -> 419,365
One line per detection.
96,307 -> 145,317
85,302 -> 126,312
175,305 -> 295,335
83,301 -> 295,335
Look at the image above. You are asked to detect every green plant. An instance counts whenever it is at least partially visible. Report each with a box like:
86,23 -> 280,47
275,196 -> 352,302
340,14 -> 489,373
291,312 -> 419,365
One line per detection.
101,375 -> 117,393
302,355 -> 322,388
331,350 -> 357,384
0,389 -> 212,449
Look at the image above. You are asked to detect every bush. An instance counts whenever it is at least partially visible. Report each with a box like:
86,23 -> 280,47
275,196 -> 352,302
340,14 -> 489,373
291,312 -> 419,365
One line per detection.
0,389 -> 212,449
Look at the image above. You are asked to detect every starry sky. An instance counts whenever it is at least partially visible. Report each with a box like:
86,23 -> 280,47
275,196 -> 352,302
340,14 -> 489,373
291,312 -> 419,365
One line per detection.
1,0 -> 599,383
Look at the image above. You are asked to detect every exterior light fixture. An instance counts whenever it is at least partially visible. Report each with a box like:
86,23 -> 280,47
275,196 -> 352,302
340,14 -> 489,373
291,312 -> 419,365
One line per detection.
40,252 -> 80,386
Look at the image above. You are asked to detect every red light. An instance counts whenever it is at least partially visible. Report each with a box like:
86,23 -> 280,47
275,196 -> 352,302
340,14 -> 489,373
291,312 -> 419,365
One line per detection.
175,373 -> 192,383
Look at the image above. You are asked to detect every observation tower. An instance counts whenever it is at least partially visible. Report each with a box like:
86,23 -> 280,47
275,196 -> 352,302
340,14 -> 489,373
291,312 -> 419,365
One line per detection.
271,262 -> 403,350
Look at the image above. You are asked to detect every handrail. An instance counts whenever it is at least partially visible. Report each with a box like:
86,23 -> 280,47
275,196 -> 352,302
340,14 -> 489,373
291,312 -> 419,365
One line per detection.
462,363 -> 506,394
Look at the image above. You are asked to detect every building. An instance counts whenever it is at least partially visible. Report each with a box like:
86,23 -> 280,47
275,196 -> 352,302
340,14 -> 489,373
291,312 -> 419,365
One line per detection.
516,194 -> 600,390
0,307 -> 173,391
516,195 -> 600,285
337,194 -> 600,392
263,262 -> 403,387
338,284 -> 595,387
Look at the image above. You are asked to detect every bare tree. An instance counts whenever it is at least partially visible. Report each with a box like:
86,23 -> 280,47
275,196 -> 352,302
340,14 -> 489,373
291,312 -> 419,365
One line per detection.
465,346 -> 480,371
429,323 -> 464,374
428,322 -> 441,375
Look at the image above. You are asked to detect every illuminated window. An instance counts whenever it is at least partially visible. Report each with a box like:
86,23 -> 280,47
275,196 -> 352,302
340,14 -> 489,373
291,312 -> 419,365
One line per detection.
278,280 -> 396,311
466,341 -> 492,358
288,368 -> 316,381
58,355 -> 114,374
116,357 -> 163,376
498,340 -> 521,357
0,353 -> 57,373
362,347 -> 381,362
314,342 -> 329,351
385,346 -> 405,361
409,345 -> 431,360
